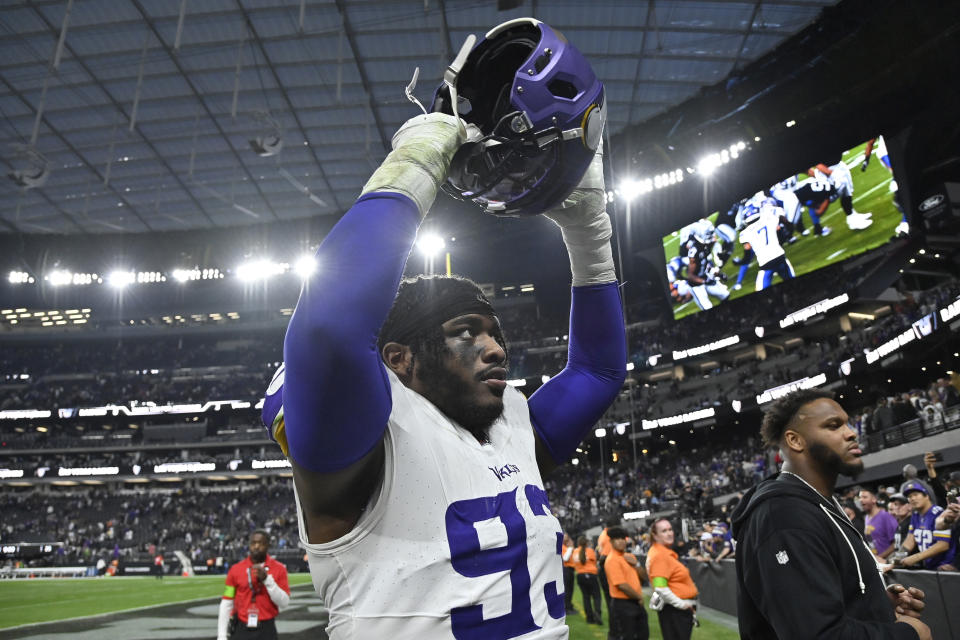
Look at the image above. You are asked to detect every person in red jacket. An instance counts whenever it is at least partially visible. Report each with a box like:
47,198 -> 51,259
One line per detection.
217,530 -> 291,640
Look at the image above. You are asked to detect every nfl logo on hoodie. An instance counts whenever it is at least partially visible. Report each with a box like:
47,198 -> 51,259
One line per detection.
776,550 -> 789,565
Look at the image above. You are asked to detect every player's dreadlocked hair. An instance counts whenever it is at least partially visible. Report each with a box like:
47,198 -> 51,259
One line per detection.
760,388 -> 836,447
377,275 -> 505,366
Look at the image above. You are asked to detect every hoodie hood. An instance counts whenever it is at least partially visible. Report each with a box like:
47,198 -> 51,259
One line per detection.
731,472 -> 857,542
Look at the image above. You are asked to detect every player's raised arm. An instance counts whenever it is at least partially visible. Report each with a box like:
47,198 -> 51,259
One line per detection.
528,145 -> 627,476
277,113 -> 465,541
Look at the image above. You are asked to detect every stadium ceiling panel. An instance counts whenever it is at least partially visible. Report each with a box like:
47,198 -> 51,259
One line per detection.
0,0 -> 838,235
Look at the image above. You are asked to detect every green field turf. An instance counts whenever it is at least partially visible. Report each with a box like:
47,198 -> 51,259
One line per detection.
0,574 -> 739,639
0,574 -> 314,629
565,595 -> 739,640
663,141 -> 901,320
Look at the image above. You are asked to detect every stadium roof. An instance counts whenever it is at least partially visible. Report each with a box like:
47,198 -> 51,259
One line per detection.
0,0 -> 838,235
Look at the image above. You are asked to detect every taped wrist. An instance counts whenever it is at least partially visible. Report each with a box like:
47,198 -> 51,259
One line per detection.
360,113 -> 462,218
556,194 -> 616,286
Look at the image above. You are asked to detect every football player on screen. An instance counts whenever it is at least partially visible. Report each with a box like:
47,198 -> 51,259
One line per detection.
258,20 -> 626,640
862,135 -> 909,236
811,161 -> 874,230
683,226 -> 730,310
666,255 -> 694,304
738,199 -> 796,291
793,168 -> 836,237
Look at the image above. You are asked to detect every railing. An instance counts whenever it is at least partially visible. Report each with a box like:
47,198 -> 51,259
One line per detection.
864,407 -> 960,452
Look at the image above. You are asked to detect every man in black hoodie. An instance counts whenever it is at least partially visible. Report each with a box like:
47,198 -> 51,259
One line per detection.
731,389 -> 931,640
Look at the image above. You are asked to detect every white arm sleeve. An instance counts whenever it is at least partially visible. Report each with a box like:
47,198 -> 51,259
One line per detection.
217,599 -> 233,640
264,574 -> 291,611
562,547 -> 574,562
654,586 -> 692,610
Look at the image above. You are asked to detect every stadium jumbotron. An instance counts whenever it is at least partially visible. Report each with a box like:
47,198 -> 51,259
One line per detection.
2,1 -> 960,639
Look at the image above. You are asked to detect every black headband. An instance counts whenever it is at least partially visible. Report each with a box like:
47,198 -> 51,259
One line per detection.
384,287 -> 498,347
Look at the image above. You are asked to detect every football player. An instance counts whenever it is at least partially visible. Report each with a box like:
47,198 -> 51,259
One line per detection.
666,255 -> 694,304
712,205 -> 740,267
811,161 -> 873,230
259,20 -> 626,639
683,228 -> 730,310
863,136 -> 909,236
793,169 -> 836,237
738,200 -> 795,291
766,176 -> 804,244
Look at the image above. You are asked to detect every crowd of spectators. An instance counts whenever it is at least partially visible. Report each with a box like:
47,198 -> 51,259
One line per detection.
2,270 -> 957,431
1,482 -> 299,571
3,432 -> 958,574
596,450 -> 960,577
545,436 -> 774,534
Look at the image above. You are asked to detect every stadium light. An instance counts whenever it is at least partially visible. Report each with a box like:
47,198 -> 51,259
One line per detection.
108,270 -> 135,289
47,270 -> 72,286
294,255 -> 317,279
236,259 -> 286,282
417,233 -> 446,257
620,179 -> 641,200
571,458 -> 579,466
731,400 -> 742,413
696,155 -> 720,176
594,427 -> 607,438
8,271 -> 34,284
615,422 -> 628,435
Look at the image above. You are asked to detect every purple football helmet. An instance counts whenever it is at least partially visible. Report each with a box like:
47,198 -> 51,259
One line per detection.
432,18 -> 605,216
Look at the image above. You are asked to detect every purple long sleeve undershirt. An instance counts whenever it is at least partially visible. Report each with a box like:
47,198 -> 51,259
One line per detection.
282,191 -> 626,473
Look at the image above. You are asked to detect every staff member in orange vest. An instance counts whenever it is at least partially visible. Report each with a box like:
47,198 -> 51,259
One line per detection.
646,518 -> 699,640
561,533 -> 578,614
596,518 -> 616,613
573,535 -> 603,625
604,526 -> 649,640
217,530 -> 291,640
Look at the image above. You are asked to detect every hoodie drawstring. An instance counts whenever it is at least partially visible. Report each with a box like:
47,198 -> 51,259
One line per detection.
819,503 -> 865,594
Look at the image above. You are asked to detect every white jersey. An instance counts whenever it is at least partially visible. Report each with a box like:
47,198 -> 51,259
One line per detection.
828,160 -> 854,197
297,368 -> 568,640
739,206 -> 785,267
770,177 -> 801,224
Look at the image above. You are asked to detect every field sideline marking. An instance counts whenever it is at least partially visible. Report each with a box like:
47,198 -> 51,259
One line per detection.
827,249 -> 845,260
1,582 -> 314,631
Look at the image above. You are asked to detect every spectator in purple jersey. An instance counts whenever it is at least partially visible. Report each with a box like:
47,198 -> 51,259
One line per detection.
859,487 -> 898,559
897,483 -> 955,569
934,499 -> 959,571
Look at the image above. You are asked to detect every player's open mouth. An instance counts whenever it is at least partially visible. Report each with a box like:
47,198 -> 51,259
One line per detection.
481,367 -> 507,390
848,446 -> 862,456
